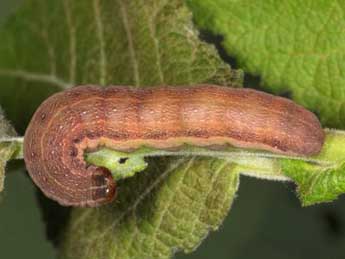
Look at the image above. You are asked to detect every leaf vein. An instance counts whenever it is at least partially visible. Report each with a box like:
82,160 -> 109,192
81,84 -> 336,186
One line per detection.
93,0 -> 107,86
119,0 -> 140,86
63,0 -> 77,84
0,69 -> 72,89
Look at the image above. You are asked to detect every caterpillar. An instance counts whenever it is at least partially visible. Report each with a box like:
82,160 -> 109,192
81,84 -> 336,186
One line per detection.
23,85 -> 325,207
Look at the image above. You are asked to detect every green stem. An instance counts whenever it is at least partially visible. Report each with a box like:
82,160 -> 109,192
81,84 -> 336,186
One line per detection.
85,129 -> 345,181
8,130 -> 344,182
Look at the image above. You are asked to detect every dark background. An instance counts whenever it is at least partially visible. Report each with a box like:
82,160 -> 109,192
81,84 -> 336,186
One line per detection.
1,1 -> 345,259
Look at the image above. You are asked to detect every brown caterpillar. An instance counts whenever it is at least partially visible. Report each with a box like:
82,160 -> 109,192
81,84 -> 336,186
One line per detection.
23,85 -> 325,207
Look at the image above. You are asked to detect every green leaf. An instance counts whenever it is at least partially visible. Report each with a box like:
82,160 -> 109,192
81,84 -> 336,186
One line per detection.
0,0 -> 243,258
282,160 -> 345,206
187,0 -> 345,127
0,0 -> 243,88
61,158 -> 239,259
85,149 -> 148,180
0,107 -> 21,193
282,130 -> 345,206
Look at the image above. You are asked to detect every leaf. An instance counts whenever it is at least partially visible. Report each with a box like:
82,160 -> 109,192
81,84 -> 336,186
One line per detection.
187,0 -> 345,128
61,158 -> 239,259
282,130 -> 345,206
0,107 -> 21,193
85,149 -> 149,181
0,0 -> 243,258
282,160 -> 345,206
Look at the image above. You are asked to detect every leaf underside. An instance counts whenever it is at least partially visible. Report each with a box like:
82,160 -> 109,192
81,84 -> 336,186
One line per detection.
61,158 -> 239,259
0,0 -> 243,258
282,130 -> 345,206
0,107 -> 18,193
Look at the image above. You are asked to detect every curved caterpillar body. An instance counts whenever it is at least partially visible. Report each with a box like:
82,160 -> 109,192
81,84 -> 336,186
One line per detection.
24,85 -> 325,207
